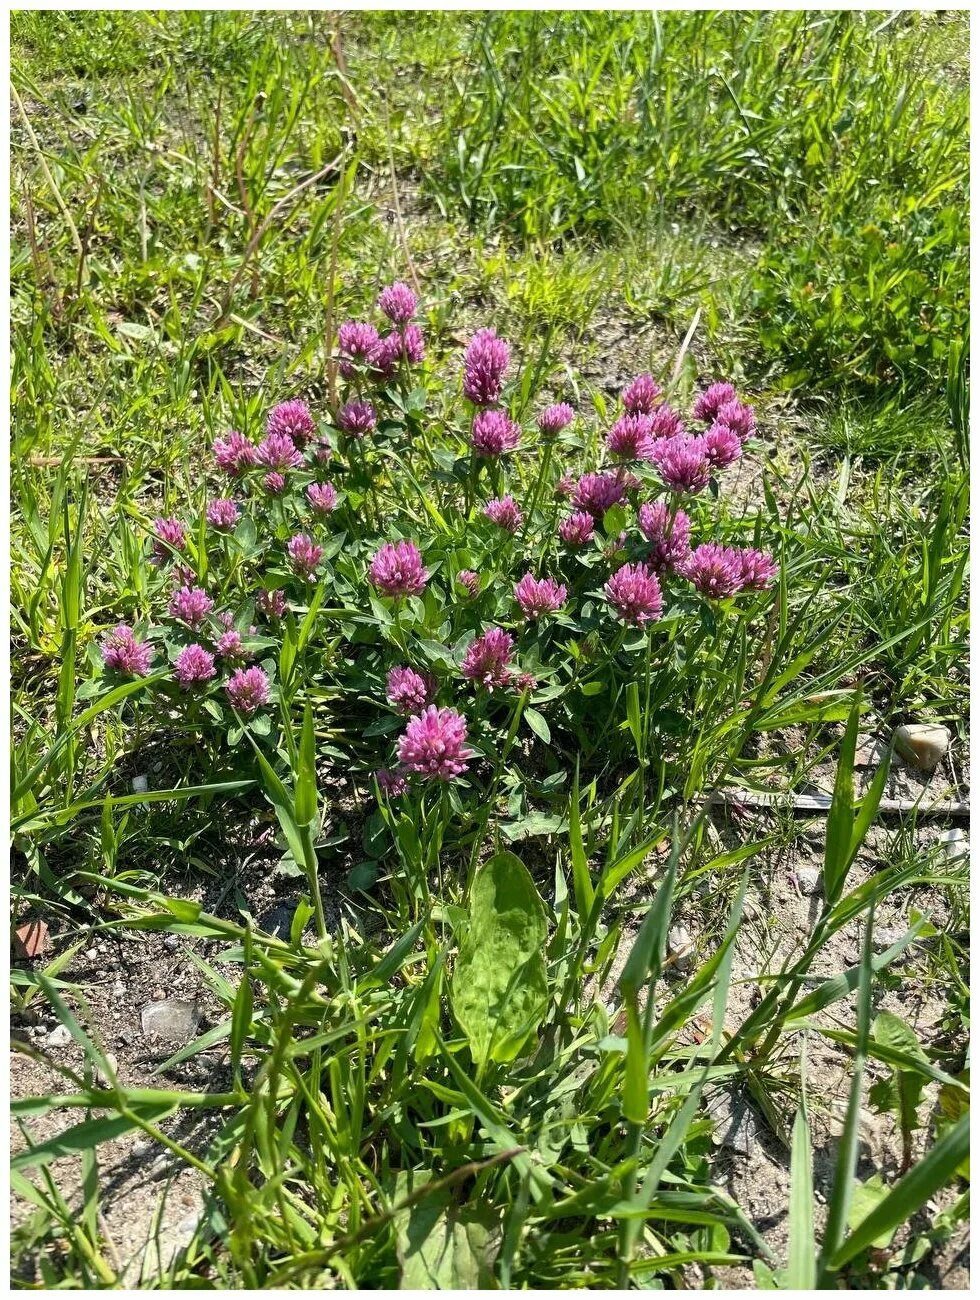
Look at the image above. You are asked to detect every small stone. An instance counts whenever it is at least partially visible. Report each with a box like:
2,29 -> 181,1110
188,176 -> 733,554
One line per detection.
667,925 -> 694,971
873,924 -> 907,954
797,866 -> 821,896
707,1088 -> 759,1156
131,774 -> 149,794
151,987 -> 166,1001
163,934 -> 180,952
938,828 -> 968,863
111,981 -> 125,998
141,999 -> 201,1046
85,946 -> 98,961
13,919 -> 50,960
893,723 -> 950,773
46,1024 -> 72,1048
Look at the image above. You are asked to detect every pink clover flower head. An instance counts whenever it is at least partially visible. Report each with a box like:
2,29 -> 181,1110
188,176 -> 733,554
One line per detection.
216,629 -> 253,663
681,543 -> 744,599
716,399 -> 756,440
555,471 -> 576,499
571,471 -> 627,518
692,381 -> 738,424
206,498 -> 241,531
514,573 -> 567,620
338,399 -> 377,438
169,585 -> 213,628
386,665 -> 436,715
369,540 -> 427,598
315,439 -> 333,464
267,399 -> 315,447
737,547 -> 779,591
100,625 -> 153,676
471,408 -> 520,457
606,413 -> 656,461
257,589 -> 287,620
703,423 -> 742,469
638,501 -> 691,572
622,373 -> 663,415
225,665 -> 271,716
649,403 -> 685,439
652,434 -> 712,494
152,517 -> 185,564
287,534 -> 324,579
461,627 -> 514,691
307,482 -> 338,514
538,402 -> 575,436
263,472 -> 287,496
174,643 -> 216,688
463,328 -> 510,406
213,431 -> 258,476
397,705 -> 473,781
604,562 -> 663,625
457,570 -> 480,597
376,767 -> 409,797
257,432 -> 304,472
483,495 -> 523,533
377,281 -> 417,325
512,671 -> 537,694
338,321 -> 380,376
559,510 -> 596,546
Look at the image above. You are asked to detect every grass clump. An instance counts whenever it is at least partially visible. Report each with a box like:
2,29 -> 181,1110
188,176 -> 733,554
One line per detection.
392,9 -> 967,393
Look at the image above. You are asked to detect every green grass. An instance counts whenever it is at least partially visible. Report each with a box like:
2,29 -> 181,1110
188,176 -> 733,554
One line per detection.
10,8 -> 969,1291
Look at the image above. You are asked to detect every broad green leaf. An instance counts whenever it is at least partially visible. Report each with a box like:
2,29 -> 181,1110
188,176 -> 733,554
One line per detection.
450,851 -> 548,1066
523,706 -> 551,744
393,1170 -> 499,1289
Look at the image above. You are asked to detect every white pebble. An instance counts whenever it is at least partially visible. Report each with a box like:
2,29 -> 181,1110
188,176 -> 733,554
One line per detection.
797,866 -> 821,896
893,723 -> 950,772
938,828 -> 968,863
668,925 -> 695,971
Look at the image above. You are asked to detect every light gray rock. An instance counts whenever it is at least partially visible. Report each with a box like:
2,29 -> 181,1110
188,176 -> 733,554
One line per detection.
796,866 -> 821,896
873,924 -> 907,954
707,1089 -> 759,1156
667,924 -> 694,971
140,999 -> 201,1046
893,723 -> 950,772
939,828 -> 968,863
46,1024 -> 72,1048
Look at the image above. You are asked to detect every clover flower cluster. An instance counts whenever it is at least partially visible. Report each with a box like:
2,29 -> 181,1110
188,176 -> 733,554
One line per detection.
338,281 -> 425,382
95,284 -> 780,809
